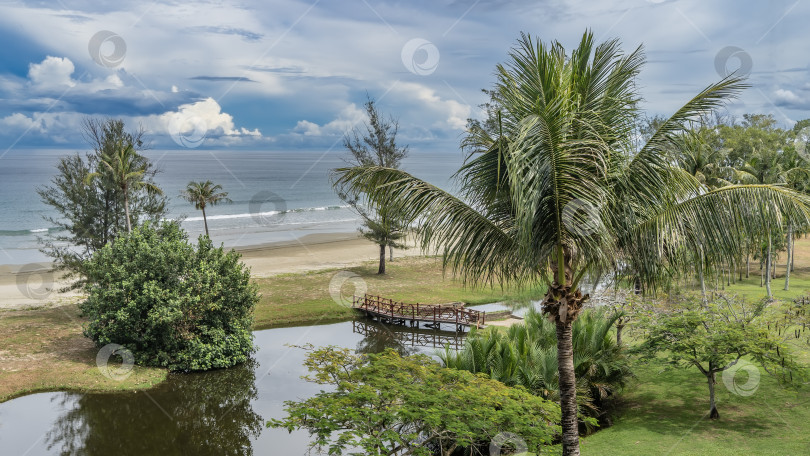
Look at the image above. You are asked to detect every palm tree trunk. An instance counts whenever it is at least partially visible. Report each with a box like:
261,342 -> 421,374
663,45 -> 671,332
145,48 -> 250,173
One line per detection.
556,320 -> 580,455
765,234 -> 772,298
124,193 -> 132,233
202,206 -> 210,237
378,243 -> 386,274
791,237 -> 796,272
698,250 -> 706,298
389,244 -> 393,261
785,225 -> 793,291
746,253 -> 750,279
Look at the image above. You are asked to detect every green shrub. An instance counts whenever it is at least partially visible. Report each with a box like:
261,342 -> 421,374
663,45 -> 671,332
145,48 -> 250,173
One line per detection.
441,308 -> 632,429
80,222 -> 259,371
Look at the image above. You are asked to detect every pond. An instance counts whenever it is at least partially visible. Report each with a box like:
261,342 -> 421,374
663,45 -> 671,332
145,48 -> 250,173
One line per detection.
0,316 -> 504,455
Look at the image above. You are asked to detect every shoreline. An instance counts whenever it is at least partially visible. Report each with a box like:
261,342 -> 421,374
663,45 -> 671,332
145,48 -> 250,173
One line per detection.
0,231 -> 428,309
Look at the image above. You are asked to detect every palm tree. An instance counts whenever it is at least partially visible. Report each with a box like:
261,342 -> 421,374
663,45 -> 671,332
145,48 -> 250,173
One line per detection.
335,31 -> 810,454
734,146 -> 810,296
86,139 -> 163,233
180,180 -> 232,237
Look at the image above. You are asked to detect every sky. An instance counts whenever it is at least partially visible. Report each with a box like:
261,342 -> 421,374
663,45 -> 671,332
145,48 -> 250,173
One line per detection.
0,0 -> 807,152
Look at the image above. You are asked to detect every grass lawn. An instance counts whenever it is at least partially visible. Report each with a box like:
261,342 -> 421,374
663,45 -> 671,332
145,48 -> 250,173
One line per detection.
0,304 -> 167,402
574,238 -> 810,455
0,255 -> 535,402
578,355 -> 810,455
252,256 -> 541,329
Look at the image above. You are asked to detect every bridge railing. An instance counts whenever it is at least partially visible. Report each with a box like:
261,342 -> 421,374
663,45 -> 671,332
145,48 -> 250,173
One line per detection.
353,294 -> 486,327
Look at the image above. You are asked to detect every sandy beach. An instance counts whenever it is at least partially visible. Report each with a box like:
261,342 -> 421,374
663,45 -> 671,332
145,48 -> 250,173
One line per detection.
0,232 -> 429,310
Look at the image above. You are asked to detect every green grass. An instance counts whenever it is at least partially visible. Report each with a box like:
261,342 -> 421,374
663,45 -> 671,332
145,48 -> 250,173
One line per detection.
252,256 -> 542,329
0,305 -> 167,402
578,356 -> 810,455
0,255 -> 538,401
574,238 -> 810,455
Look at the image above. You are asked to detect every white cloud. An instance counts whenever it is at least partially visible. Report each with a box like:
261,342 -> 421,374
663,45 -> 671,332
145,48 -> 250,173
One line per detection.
394,82 -> 471,130
28,56 -> 76,89
292,103 -> 365,137
153,97 -> 261,140
774,88 -> 802,105
0,113 -> 46,133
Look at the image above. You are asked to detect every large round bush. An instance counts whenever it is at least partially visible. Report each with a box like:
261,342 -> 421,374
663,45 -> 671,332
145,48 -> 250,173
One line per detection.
80,222 -> 259,371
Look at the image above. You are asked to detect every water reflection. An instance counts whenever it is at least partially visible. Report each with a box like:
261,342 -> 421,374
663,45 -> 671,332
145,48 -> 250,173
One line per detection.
44,361 -> 262,456
353,319 -> 465,354
1,317 -> 489,455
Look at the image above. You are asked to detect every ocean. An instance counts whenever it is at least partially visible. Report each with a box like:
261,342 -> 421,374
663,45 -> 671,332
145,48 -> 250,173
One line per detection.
0,149 -> 466,265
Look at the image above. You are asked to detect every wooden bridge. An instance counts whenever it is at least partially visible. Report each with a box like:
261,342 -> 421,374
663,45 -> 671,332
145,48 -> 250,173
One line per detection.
352,294 -> 486,332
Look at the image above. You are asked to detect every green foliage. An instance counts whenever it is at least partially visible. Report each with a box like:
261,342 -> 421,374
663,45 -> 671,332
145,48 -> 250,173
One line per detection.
79,222 -> 258,371
442,308 -> 632,427
268,345 -> 561,456
634,294 -> 805,417
37,118 -> 167,287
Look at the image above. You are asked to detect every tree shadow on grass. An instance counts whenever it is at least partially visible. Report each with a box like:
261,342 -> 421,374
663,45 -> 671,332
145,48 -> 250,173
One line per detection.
601,363 -> 802,440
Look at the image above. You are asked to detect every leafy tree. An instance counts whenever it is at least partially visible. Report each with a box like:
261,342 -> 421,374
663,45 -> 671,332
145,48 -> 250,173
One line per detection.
634,294 -> 805,419
334,97 -> 410,274
334,31 -> 810,455
719,114 -> 783,166
441,308 -> 631,429
268,345 -> 560,456
37,118 -> 167,287
80,222 -> 258,371
86,138 -> 163,233
180,180 -> 232,237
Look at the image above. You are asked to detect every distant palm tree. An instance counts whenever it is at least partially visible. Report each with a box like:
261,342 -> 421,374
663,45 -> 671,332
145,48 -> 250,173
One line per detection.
86,139 -> 163,233
734,146 -> 810,296
335,31 -> 810,454
180,180 -> 231,237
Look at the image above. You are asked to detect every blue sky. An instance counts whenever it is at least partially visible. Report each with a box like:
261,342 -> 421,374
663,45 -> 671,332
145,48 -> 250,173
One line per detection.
0,0 -> 807,152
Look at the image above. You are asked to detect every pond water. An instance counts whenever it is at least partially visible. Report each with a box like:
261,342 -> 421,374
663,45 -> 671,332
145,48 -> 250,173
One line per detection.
0,317 -> 496,455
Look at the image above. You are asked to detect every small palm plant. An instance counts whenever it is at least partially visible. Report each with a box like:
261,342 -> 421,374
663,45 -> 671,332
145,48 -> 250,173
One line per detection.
441,308 -> 630,430
180,180 -> 232,237
85,139 -> 163,233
